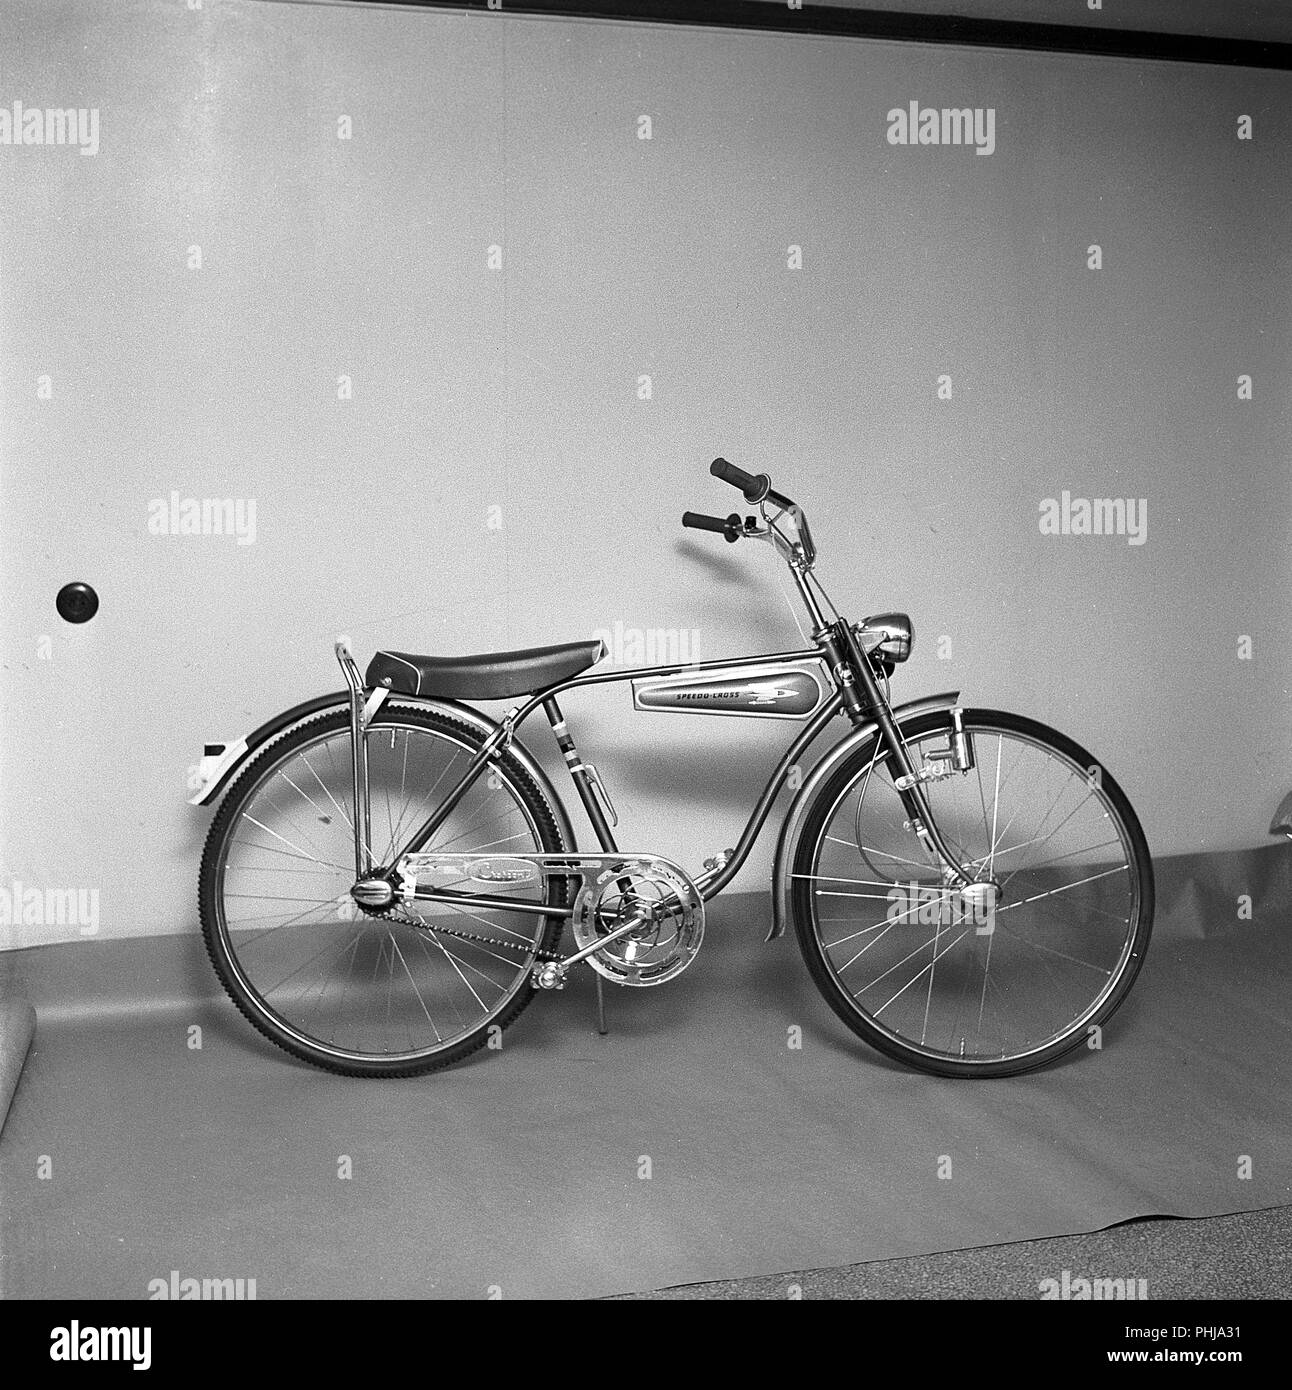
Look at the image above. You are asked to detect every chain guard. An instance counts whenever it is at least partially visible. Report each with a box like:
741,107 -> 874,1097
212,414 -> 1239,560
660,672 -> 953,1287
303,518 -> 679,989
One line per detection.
396,851 -> 704,986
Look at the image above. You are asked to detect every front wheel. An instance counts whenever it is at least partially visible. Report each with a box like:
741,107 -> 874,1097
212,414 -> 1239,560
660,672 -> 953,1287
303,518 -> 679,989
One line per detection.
791,709 -> 1154,1077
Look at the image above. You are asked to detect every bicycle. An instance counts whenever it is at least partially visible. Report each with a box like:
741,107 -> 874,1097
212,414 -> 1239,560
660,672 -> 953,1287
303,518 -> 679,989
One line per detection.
193,458 -> 1154,1078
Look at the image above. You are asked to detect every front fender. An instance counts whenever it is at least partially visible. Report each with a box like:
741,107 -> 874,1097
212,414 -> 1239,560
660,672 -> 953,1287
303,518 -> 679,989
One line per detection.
187,693 -> 579,856
767,691 -> 961,941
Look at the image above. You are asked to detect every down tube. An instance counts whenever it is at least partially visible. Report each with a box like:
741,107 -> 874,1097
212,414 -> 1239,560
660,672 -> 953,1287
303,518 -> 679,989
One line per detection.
698,692 -> 844,901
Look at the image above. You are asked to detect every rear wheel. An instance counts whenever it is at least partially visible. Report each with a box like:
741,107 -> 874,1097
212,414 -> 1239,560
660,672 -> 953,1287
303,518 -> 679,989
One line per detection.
791,709 -> 1153,1077
198,703 -> 567,1076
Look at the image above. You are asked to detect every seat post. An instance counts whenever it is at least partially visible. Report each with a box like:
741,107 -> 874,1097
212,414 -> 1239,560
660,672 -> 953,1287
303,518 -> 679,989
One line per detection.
543,696 -> 613,1035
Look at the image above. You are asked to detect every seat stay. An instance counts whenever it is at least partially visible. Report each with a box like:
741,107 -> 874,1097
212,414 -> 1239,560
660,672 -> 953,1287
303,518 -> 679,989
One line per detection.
381,681 -> 616,869
393,716 -> 513,862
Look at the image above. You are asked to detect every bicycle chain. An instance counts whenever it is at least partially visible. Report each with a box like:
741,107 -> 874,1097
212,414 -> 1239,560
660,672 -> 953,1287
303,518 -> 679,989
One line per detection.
376,900 -> 567,963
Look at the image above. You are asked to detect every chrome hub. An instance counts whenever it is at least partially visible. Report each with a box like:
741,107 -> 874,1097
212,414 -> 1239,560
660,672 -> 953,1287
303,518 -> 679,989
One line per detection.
959,878 -> 1001,934
351,877 -> 395,909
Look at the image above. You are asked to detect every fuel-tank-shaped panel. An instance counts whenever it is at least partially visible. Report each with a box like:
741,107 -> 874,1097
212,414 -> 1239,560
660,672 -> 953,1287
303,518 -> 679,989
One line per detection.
632,661 -> 827,719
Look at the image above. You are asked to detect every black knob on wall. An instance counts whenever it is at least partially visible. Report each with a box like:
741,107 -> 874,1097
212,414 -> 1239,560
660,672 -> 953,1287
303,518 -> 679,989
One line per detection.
56,582 -> 99,624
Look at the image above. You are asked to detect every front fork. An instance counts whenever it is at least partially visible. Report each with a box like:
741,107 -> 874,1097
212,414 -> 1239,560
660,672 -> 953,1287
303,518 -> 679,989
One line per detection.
832,620 -> 981,890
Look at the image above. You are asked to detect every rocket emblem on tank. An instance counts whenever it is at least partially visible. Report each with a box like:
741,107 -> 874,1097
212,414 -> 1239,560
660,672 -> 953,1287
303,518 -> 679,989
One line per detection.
632,663 -> 825,719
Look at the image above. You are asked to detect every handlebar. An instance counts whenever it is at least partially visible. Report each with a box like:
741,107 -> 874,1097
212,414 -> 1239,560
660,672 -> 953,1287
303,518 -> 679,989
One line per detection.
684,456 -> 817,569
682,510 -> 742,543
709,456 -> 769,504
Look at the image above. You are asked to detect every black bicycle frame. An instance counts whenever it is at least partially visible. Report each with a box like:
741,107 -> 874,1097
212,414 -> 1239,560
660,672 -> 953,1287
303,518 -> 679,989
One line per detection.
361,618 -> 970,919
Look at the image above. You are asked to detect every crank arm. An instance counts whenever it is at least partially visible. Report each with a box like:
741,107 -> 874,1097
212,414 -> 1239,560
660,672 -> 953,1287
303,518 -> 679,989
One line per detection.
558,908 -> 654,971
533,907 -> 657,989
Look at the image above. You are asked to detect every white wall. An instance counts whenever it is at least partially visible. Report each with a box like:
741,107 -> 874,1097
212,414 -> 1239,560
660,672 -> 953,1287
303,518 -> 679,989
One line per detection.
2,0 -> 1289,946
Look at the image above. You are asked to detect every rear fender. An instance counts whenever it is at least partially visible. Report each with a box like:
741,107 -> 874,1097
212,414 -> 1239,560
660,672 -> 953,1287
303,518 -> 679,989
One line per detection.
187,691 -> 350,807
767,691 -> 961,940
187,693 -> 578,854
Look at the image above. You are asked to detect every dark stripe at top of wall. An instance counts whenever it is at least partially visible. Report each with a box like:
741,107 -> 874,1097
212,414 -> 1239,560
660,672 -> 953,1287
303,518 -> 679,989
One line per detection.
339,1 -> 1292,71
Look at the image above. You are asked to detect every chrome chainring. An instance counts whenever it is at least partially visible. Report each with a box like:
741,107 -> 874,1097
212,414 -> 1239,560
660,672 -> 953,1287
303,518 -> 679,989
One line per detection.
571,857 -> 704,987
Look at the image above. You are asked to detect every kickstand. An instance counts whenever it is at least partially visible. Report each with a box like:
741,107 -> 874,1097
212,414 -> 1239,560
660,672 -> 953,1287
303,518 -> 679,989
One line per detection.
595,974 -> 608,1035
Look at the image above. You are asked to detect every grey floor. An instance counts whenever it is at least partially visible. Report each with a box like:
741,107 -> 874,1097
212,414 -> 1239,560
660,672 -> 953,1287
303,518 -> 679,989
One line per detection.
2,870 -> 1289,1299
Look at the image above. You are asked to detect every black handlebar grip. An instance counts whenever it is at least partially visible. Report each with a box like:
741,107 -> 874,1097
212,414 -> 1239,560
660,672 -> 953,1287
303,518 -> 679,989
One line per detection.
682,510 -> 742,542
710,457 -> 769,504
